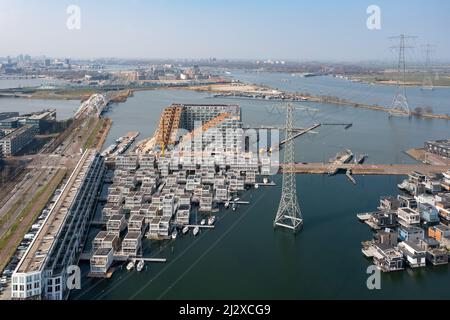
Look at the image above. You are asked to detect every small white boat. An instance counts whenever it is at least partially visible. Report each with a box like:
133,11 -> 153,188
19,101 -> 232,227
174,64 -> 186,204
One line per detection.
193,226 -> 200,236
200,219 -> 206,226
171,230 -> 178,240
224,201 -> 230,209
232,203 -> 237,212
126,261 -> 135,271
208,216 -> 216,226
136,260 -> 144,272
182,226 -> 189,234
263,177 -> 269,184
234,198 -> 240,202
254,183 -> 259,189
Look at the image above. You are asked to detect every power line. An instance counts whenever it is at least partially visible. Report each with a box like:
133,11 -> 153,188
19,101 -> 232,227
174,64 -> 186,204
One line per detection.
388,34 -> 416,118
421,43 -> 436,91
273,103 -> 303,232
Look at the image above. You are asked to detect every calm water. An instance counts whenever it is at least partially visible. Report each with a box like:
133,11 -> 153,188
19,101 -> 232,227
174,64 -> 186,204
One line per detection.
0,97 -> 80,120
64,75 -> 450,300
232,70 -> 450,116
0,78 -> 67,89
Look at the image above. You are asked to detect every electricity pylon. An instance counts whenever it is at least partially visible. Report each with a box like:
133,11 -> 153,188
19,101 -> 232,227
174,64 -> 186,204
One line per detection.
274,103 -> 303,232
389,34 -> 415,117
422,43 -> 435,91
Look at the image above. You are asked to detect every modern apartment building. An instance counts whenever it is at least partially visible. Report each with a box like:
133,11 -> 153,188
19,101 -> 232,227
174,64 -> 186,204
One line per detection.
11,150 -> 104,300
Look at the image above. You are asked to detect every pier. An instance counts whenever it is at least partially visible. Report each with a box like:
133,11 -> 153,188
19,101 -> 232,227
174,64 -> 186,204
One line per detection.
278,123 -> 321,147
79,253 -> 167,263
185,225 -> 215,229
282,163 -> 450,175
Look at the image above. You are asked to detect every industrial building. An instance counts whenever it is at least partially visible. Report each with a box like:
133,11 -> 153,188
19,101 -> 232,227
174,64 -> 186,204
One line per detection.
11,150 -> 104,300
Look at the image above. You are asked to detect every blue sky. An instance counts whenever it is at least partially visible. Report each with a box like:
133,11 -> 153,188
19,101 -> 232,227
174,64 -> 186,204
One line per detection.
1,0 -> 449,61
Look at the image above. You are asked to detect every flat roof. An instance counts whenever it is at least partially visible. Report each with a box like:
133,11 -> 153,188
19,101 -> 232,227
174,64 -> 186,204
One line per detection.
124,232 -> 141,240
27,111 -> 55,120
0,124 -> 34,141
94,231 -> 108,240
403,241 -> 426,253
399,207 -> 419,214
16,150 -> 97,274
427,139 -> 450,146
130,214 -> 145,221
0,117 -> 18,123
109,214 -> 125,221
399,225 -> 423,233
103,233 -> 118,241
93,247 -> 112,256
433,224 -> 450,232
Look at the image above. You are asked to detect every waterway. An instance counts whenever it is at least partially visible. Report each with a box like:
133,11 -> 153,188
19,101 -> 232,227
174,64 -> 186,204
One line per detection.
0,78 -> 67,90
0,97 -> 79,120
71,71 -> 450,299
64,74 -> 450,300
231,70 -> 450,116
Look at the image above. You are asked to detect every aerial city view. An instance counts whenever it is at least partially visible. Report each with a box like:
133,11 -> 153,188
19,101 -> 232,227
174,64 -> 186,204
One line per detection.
0,0 -> 449,305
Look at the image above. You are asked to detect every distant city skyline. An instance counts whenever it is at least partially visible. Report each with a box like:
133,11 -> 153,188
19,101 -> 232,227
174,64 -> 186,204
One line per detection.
1,0 -> 450,62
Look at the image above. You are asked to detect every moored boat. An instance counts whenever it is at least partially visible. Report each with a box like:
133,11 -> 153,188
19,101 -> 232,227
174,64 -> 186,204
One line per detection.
193,226 -> 200,236
126,261 -> 134,271
136,260 -> 144,272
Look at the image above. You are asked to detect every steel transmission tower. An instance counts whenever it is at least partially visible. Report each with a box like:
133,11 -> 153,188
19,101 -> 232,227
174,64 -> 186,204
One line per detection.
274,103 -> 303,232
422,44 -> 435,91
390,34 -> 414,117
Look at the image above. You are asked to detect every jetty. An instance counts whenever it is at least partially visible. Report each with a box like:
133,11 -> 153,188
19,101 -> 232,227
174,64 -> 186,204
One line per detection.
282,163 -> 450,176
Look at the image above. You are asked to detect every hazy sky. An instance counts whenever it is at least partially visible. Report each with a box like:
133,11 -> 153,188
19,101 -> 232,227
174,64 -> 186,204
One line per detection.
1,0 -> 449,61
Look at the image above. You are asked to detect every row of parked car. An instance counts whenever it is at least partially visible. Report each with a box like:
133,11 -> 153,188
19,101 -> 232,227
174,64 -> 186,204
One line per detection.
0,200 -> 58,294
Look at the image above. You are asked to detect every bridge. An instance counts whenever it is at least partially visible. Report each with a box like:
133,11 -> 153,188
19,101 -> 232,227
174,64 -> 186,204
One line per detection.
281,163 -> 450,175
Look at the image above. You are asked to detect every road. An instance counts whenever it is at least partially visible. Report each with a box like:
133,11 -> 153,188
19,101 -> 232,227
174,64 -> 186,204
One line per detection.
0,94 -> 110,276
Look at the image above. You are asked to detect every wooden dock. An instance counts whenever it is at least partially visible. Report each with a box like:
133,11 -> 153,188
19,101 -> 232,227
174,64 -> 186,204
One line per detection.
281,163 -> 450,175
